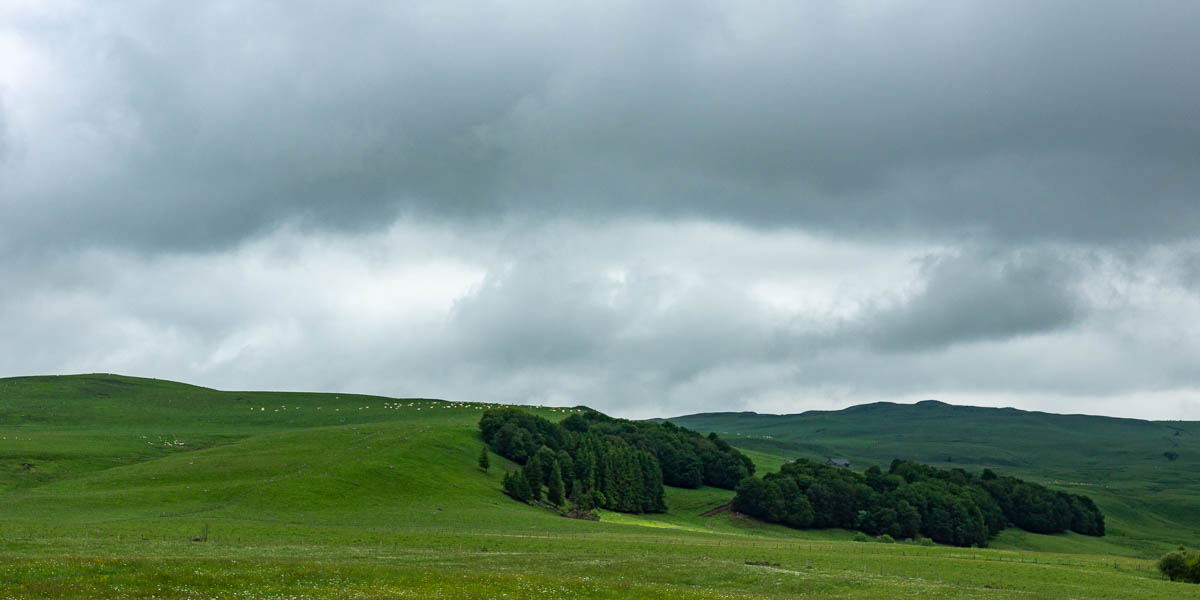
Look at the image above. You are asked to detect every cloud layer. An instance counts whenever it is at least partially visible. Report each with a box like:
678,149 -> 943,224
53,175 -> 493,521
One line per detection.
5,1 -> 1200,251
2,2 -> 1199,419
2,220 -> 1198,419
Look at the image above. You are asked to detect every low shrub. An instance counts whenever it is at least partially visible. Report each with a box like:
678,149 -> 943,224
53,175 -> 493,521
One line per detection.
1157,547 -> 1200,583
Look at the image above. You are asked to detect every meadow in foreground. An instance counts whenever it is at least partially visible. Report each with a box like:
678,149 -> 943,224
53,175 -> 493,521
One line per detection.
0,375 -> 1183,598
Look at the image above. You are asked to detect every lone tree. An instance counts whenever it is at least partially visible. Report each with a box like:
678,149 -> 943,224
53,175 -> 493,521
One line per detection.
479,446 -> 490,473
1157,547 -> 1200,583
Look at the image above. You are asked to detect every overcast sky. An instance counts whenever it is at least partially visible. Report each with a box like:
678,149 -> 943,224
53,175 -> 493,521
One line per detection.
3,1 -> 1199,420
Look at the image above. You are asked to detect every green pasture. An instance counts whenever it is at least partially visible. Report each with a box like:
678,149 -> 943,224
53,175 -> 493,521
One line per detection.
0,374 -> 1190,598
667,402 -> 1200,557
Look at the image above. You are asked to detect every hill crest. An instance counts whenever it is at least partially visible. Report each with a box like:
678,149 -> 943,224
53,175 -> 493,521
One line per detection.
665,399 -> 1180,426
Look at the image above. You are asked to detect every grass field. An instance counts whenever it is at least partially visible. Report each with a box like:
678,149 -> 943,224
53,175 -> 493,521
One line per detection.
666,402 -> 1200,558
0,374 -> 1190,598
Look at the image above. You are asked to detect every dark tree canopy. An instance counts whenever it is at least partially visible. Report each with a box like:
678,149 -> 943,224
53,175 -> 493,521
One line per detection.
575,412 -> 754,489
523,453 -> 544,502
731,458 -> 1105,547
502,469 -> 532,502
480,407 -> 745,514
547,459 -> 566,506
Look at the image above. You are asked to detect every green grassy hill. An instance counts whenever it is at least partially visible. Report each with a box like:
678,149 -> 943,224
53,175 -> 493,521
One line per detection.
663,401 -> 1200,556
0,374 -> 1191,598
0,374 -> 574,531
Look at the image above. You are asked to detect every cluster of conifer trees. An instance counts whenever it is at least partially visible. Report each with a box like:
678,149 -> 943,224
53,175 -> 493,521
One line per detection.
480,408 -> 752,513
733,458 -> 1105,547
498,436 -> 665,513
579,414 -> 755,489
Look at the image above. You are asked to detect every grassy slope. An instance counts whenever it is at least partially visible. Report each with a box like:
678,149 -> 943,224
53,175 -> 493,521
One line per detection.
663,401 -> 1200,557
0,374 -> 1188,598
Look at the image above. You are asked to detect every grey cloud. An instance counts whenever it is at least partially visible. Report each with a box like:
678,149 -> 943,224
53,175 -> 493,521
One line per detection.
3,3 -> 1200,422
1179,251 -> 1200,293
0,99 -> 7,165
1,224 -> 1198,419
448,259 -> 620,368
864,249 -> 1083,352
3,1 -> 1200,255
443,251 -> 778,394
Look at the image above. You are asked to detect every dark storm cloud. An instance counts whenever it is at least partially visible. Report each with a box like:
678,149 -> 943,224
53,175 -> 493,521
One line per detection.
0,99 -> 7,164
3,2 -> 1200,420
866,249 -> 1083,352
4,1 -> 1200,254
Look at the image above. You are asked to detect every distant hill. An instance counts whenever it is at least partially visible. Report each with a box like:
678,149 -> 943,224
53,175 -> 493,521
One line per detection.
662,401 -> 1200,555
3,375 -> 1190,597
1,373 -> 1194,562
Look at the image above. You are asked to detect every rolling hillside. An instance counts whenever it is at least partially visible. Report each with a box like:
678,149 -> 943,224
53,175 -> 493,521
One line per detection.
0,374 -> 1190,598
664,401 -> 1200,555
0,373 -> 583,531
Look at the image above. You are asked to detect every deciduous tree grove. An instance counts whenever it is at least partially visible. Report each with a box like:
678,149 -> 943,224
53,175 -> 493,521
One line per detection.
732,459 -> 1105,547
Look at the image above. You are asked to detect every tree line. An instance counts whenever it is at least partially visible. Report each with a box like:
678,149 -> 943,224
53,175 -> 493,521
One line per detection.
732,458 -> 1105,547
573,412 -> 755,489
479,408 -> 753,513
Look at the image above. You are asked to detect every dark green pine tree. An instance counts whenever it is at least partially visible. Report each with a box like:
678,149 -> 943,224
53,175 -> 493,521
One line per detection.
524,454 -> 543,502
567,477 -> 583,508
613,446 -> 640,512
556,450 -> 574,497
478,446 -> 490,473
621,448 -> 642,512
547,459 -> 565,506
600,447 -> 622,510
638,450 -> 666,512
502,470 -> 531,502
574,442 -> 596,496
535,446 -> 558,484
